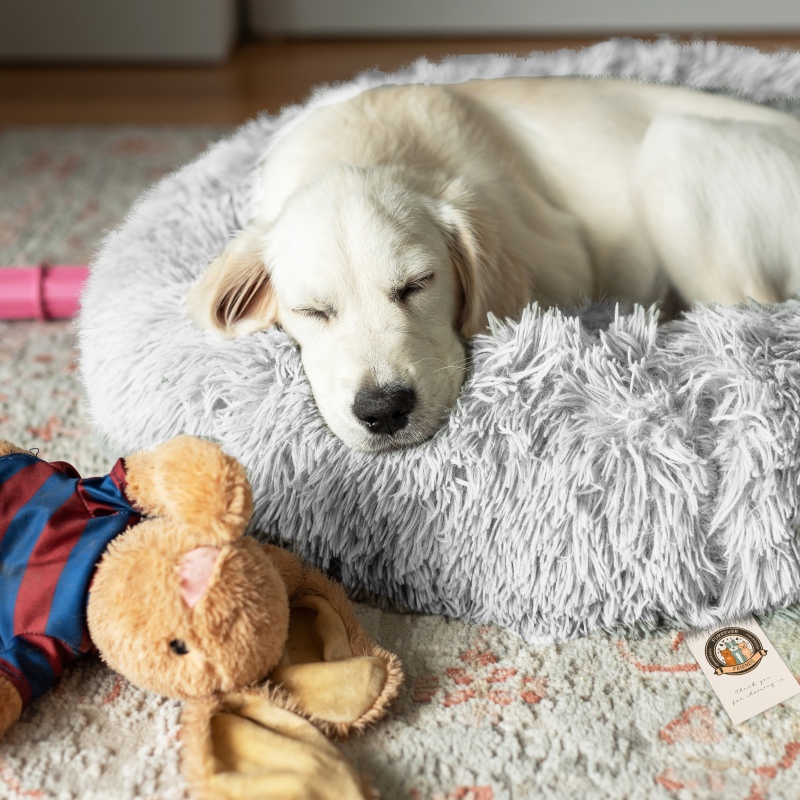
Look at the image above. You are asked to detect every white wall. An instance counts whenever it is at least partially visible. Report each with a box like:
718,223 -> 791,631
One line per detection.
0,0 -> 238,62
248,0 -> 800,37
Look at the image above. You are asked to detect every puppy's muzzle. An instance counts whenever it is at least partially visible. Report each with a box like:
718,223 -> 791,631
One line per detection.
352,384 -> 416,436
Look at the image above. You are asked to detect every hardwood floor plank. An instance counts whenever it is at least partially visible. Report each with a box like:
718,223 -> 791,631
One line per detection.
1,35 -> 798,125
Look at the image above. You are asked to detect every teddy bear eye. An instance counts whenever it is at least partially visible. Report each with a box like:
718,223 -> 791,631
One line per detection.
169,638 -> 189,655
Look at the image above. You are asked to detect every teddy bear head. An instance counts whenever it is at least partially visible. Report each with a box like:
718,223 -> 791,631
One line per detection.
86,436 -> 291,698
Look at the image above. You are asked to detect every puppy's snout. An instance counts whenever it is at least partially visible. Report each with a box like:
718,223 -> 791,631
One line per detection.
353,385 -> 416,436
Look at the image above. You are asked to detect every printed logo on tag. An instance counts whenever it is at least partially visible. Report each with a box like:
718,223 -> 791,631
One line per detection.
686,618 -> 800,725
704,626 -> 767,677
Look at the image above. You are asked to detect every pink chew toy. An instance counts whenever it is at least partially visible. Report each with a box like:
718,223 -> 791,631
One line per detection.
0,266 -> 88,320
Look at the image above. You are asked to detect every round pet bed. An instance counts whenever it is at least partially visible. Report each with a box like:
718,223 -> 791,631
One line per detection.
79,39 -> 800,644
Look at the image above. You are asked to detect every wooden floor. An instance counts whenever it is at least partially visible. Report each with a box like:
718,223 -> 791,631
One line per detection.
1,34 -> 799,125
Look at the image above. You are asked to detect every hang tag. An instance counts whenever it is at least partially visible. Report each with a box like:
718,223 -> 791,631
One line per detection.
685,618 -> 800,725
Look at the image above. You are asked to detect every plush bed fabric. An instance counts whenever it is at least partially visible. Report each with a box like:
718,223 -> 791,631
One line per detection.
79,38 -> 800,643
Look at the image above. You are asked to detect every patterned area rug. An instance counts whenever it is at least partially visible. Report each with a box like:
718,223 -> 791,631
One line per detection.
2,114 -> 800,799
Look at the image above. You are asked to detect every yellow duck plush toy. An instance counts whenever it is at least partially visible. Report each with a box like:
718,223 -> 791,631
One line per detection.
0,435 -> 402,799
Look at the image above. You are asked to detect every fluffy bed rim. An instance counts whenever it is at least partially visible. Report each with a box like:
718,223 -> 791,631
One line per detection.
79,38 -> 800,643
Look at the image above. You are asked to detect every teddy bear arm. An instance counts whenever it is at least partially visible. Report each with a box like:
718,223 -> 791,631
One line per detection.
0,675 -> 23,738
272,656 -> 390,726
270,568 -> 403,736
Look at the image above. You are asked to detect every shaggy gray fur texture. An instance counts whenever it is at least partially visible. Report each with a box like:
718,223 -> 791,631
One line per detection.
79,38 -> 800,643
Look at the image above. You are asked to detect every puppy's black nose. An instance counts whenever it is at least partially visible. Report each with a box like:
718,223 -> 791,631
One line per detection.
353,385 -> 416,435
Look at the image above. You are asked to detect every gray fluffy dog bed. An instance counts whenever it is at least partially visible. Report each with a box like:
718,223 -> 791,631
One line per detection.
79,38 -> 800,644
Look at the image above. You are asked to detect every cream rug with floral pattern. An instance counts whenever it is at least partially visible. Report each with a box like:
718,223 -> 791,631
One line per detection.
1,107 -> 800,800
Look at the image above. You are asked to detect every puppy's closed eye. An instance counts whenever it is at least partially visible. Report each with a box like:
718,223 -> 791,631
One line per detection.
392,274 -> 434,305
293,306 -> 334,323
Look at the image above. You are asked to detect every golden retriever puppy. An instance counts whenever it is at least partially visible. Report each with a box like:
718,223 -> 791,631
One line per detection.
187,77 -> 800,451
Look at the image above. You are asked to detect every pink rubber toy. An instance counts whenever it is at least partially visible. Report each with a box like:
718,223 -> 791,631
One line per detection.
0,266 -> 88,320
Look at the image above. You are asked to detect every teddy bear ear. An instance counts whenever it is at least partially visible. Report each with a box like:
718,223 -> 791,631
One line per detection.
124,436 -> 253,544
178,546 -> 222,608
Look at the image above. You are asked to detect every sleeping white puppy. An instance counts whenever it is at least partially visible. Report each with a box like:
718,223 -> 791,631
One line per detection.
188,77 -> 800,452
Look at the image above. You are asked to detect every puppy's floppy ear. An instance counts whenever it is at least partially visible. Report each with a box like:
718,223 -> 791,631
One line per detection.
187,223 -> 277,338
436,179 -> 491,338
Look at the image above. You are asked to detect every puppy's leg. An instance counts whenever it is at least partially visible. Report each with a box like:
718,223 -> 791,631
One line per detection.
635,114 -> 800,305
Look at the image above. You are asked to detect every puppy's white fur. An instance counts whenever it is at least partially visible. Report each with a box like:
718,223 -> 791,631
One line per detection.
188,78 -> 800,451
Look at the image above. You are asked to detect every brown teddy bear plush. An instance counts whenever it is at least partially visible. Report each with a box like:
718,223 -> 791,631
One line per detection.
0,435 -> 401,799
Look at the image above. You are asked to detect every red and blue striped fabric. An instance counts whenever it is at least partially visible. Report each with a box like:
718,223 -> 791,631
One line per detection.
0,452 -> 140,709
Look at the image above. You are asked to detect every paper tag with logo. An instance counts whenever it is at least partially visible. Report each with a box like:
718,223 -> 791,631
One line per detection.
686,618 -> 800,725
